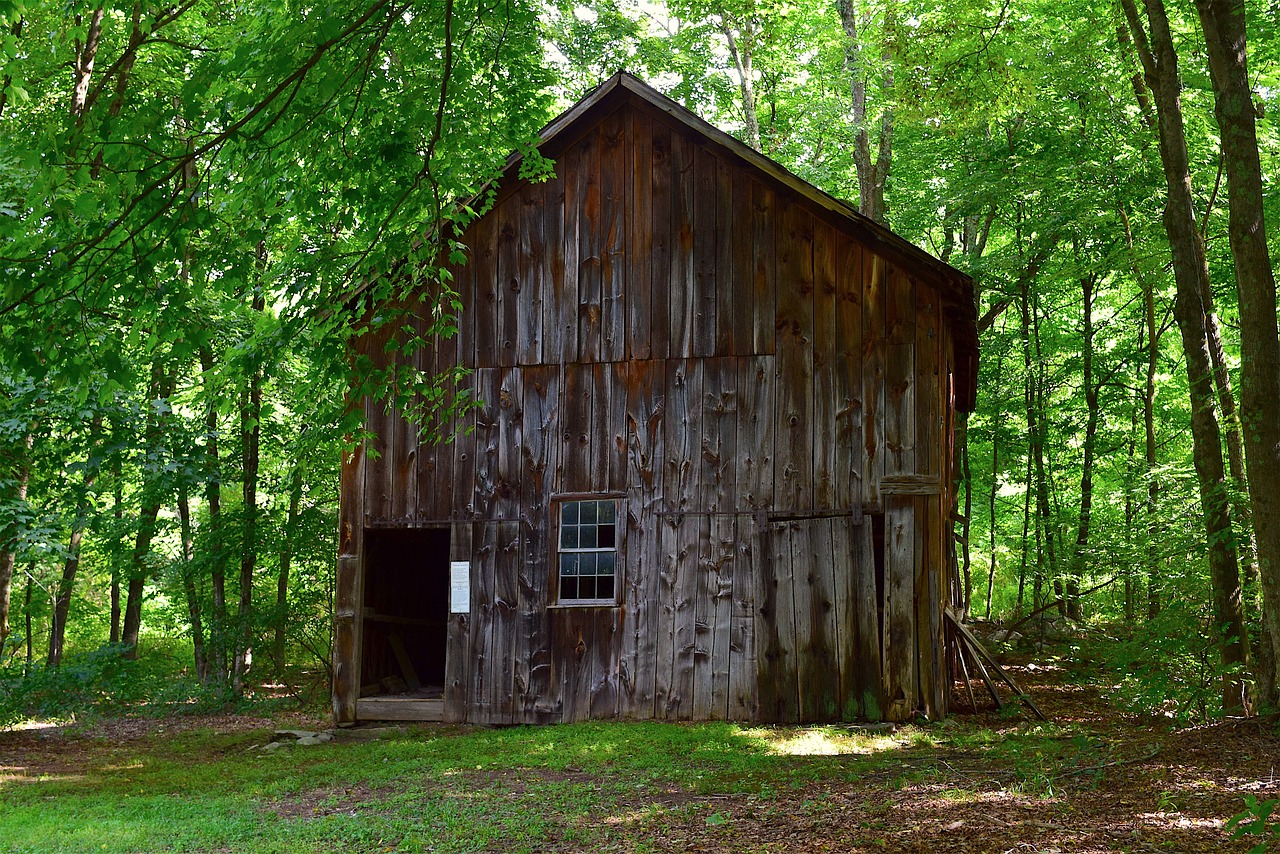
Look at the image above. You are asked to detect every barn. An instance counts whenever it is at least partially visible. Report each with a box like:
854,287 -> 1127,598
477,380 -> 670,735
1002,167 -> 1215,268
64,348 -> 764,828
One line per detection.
333,72 -> 979,726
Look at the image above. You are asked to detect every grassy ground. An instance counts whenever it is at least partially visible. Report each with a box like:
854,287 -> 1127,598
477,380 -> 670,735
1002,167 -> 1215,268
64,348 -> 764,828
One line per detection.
1,658 -> 1276,853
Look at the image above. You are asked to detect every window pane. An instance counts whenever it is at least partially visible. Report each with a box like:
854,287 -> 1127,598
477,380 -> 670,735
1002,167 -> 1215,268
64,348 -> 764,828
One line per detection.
578,576 -> 596,600
597,575 -> 615,600
600,501 -> 616,524
560,553 -> 579,577
578,553 -> 597,575
561,526 -> 579,549
562,502 -> 578,525
598,524 -> 615,549
560,576 -> 578,600
596,552 -> 615,578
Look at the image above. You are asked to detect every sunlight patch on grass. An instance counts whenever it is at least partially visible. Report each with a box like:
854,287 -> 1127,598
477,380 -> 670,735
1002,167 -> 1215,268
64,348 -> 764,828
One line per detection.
1137,812 -> 1225,830
743,726 -> 892,757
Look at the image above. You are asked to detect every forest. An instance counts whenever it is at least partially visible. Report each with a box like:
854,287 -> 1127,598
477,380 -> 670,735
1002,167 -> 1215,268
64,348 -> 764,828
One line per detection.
0,0 -> 1278,733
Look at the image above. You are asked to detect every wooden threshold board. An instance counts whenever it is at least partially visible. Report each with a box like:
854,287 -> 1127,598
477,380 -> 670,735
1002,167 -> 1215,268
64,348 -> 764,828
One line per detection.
356,697 -> 444,722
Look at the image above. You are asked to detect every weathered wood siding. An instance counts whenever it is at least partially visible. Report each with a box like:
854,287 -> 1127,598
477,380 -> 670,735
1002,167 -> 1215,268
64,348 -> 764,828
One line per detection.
337,96 -> 968,725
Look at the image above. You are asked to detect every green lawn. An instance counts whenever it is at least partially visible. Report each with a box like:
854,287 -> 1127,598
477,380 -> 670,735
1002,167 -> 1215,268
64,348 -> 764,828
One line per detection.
0,719 -> 954,853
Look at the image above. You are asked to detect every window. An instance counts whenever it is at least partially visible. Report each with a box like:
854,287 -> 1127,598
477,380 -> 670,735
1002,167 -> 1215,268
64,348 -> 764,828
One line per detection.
557,498 -> 618,603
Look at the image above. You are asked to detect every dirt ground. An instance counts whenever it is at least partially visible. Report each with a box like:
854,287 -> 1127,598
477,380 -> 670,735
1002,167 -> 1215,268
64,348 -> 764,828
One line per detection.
2,659 -> 1277,853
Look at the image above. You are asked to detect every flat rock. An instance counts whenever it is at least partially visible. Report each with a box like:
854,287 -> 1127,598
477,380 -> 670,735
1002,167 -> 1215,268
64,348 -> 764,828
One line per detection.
296,736 -> 324,746
274,729 -> 318,739
261,741 -> 290,751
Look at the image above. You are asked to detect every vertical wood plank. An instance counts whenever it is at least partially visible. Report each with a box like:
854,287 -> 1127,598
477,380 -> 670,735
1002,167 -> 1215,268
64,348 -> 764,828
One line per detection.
608,361 -> 630,496
334,424 -> 364,722
543,163 -> 570,364
718,157 -> 743,356
627,109 -> 653,361
862,252 -> 887,508
551,607 -> 592,722
709,514 -> 736,719
693,145 -> 718,358
453,219 -> 476,370
472,208 -> 498,368
600,109 -> 626,363
773,199 -> 815,513
660,359 -> 700,718
416,308 -> 453,522
517,366 -> 558,722
729,515 -> 759,721
560,364 -> 590,494
578,126 -> 603,363
691,514 -> 714,720
670,133 -> 695,358
831,515 -> 859,720
444,522 -> 473,722
560,143 -> 582,363
450,369 -> 477,520
496,196 -> 519,367
517,183 -> 545,366
469,520 -> 498,722
759,521 -> 799,722
835,239 -> 864,511
737,355 -> 775,513
490,369 -> 522,723
812,222 -> 838,511
588,362 -> 609,490
649,123 -> 673,360
884,496 -> 915,721
751,181 -> 777,355
794,518 -> 839,722
621,359 -> 663,718
855,517 -> 883,720
588,607 -> 619,718
916,288 -> 944,718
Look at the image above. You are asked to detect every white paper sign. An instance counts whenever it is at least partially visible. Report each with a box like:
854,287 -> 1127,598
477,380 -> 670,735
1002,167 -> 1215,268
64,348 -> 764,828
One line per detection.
450,561 -> 470,613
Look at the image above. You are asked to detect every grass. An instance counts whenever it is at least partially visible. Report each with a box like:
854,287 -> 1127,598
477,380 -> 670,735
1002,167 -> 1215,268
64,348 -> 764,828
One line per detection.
1,707 -> 1166,853
0,719 -> 979,853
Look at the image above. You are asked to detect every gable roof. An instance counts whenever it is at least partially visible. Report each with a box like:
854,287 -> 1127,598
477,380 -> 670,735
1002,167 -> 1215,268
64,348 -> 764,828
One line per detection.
493,71 -> 980,411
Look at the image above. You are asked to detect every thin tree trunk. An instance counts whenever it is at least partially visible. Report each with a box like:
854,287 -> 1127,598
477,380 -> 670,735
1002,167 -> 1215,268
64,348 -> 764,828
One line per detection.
837,0 -> 894,224
1193,0 -> 1280,709
0,431 -> 33,660
1030,284 -> 1059,617
177,486 -> 208,681
274,462 -> 304,677
721,25 -> 761,151
70,4 -> 106,118
1120,0 -> 1249,712
200,345 -> 227,681
986,347 -> 1004,620
1120,204 -> 1163,619
49,415 -> 102,667
23,564 -> 33,672
233,283 -> 265,693
121,360 -> 176,657
1067,273 -> 1100,622
110,462 -> 122,644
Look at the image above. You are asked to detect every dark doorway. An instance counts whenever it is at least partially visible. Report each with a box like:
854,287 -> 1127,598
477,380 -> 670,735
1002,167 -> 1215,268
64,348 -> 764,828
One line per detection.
360,527 -> 450,697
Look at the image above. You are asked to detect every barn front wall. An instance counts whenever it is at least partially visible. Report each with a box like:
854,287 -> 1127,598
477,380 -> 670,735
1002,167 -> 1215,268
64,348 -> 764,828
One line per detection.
335,86 -> 969,726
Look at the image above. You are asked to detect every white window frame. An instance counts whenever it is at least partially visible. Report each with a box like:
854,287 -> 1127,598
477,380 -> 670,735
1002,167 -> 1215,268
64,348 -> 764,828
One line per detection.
553,495 -> 621,605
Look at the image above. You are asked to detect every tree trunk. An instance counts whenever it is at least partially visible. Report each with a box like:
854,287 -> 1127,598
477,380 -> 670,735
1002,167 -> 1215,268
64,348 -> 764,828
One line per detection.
49,415 -> 102,668
837,0 -> 894,224
721,24 -> 761,152
121,360 -> 176,658
177,486 -> 208,682
200,345 -> 228,682
233,283 -> 265,693
1193,0 -> 1280,710
110,463 -> 123,645
274,462 -> 304,677
0,431 -> 33,661
986,346 -> 1005,620
1120,0 -> 1250,713
1067,273 -> 1100,622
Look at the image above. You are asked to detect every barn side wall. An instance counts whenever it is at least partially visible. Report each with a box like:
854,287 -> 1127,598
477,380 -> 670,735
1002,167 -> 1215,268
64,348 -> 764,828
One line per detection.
335,98 -> 962,725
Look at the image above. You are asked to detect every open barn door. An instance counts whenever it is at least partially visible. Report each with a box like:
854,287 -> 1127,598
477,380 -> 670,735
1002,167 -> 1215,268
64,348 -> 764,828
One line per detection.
356,527 -> 449,720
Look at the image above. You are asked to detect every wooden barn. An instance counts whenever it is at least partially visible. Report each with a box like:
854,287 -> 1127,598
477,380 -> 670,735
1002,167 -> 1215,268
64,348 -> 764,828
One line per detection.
333,72 -> 979,726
